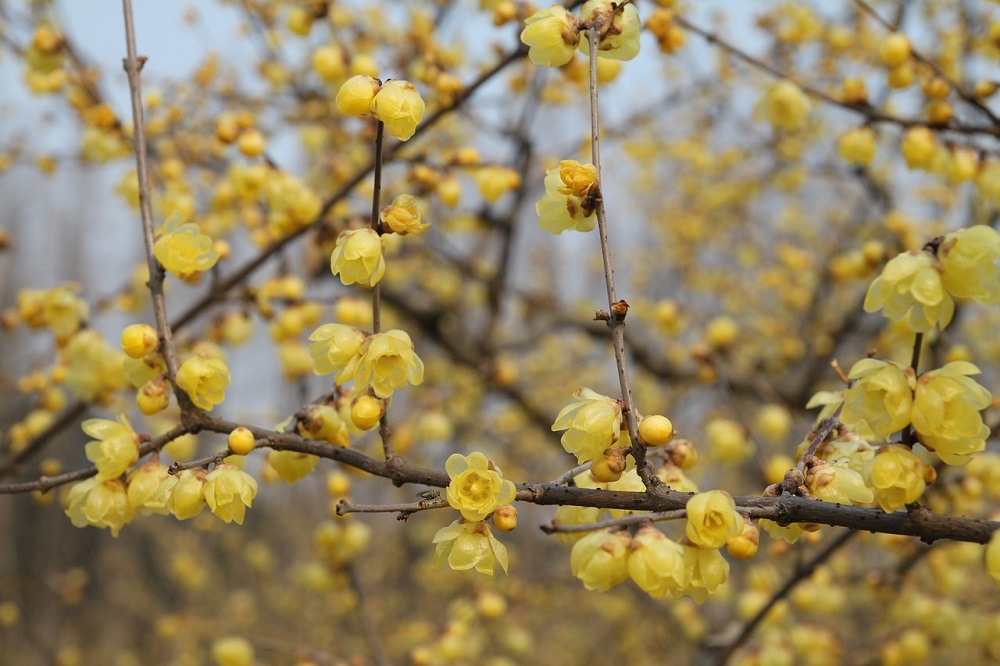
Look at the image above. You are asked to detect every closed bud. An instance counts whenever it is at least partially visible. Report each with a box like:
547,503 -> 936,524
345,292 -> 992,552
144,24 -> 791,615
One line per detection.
590,447 -> 627,483
351,395 -> 384,430
121,323 -> 158,359
136,376 -> 170,415
725,518 -> 759,560
493,504 -> 518,532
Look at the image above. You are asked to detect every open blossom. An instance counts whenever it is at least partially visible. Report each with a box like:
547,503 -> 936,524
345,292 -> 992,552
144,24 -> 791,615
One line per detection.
330,228 -> 385,287
127,462 -> 177,514
203,464 -> 258,525
578,0 -> 641,61
679,542 -> 730,603
354,329 -> 424,398
938,226 -> 1000,305
369,79 -> 425,141
445,452 -> 517,522
536,160 -> 599,234
865,444 -> 926,513
627,526 -> 688,598
380,194 -> 428,235
807,460 -> 874,505
911,361 -> 992,464
83,416 -> 140,480
308,323 -> 365,383
520,5 -> 581,67
684,490 -> 744,549
65,477 -> 133,537
335,74 -> 379,116
153,213 -> 220,280
571,529 -> 631,591
840,359 -> 914,441
864,250 -> 954,333
433,520 -> 509,576
551,388 -> 623,463
175,355 -> 230,411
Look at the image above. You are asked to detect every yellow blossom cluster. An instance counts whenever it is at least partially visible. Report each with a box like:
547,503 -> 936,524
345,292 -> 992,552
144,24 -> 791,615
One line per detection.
536,160 -> 599,234
309,324 -> 424,399
335,75 -> 425,141
520,1 -> 641,68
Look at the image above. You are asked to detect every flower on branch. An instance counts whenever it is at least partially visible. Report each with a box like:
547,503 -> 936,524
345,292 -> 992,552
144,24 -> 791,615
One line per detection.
369,79 -> 425,141
627,526 -> 688,598
864,444 -> 926,513
380,194 -> 429,235
203,464 -> 258,525
864,250 -> 954,333
579,0 -> 641,62
570,528 -> 631,591
754,81 -> 812,132
445,451 -> 517,522
938,226 -> 1000,305
330,228 -> 386,287
65,477 -> 133,537
840,359 -> 914,441
83,416 -> 140,480
520,6 -> 581,67
354,329 -> 425,398
433,520 -> 509,577
911,361 -> 992,465
175,355 -> 230,411
679,541 -> 730,604
551,388 -> 623,464
153,213 -> 220,280
536,160 -> 599,234
684,490 -> 744,549
308,323 -> 366,383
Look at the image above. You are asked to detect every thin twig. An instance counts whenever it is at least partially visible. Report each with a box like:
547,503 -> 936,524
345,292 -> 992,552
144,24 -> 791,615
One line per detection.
121,0 -> 180,382
714,529 -> 858,665
337,497 -> 448,517
549,464 -> 590,485
541,508 -> 688,535
585,25 -> 652,489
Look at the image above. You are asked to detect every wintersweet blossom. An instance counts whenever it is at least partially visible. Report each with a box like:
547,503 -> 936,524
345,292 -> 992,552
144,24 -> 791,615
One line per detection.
369,79 -> 425,141
65,477 -> 133,537
203,464 -> 258,525
551,388 -> 623,463
864,250 -> 954,333
433,520 -> 509,576
175,356 -> 230,411
536,160 -> 599,234
268,449 -> 320,483
807,460 -> 874,505
911,361 -> 992,464
578,0 -> 641,61
153,213 -> 220,280
684,490 -> 744,549
168,470 -> 207,520
126,462 -> 176,514
308,323 -> 366,383
520,6 -> 581,67
445,452 -> 517,522
380,194 -> 428,235
840,359 -> 914,441
865,444 -> 926,513
330,228 -> 385,287
354,329 -> 425,398
755,81 -> 812,131
679,542 -> 730,603
938,226 -> 1000,305
83,416 -> 140,480
335,74 -> 379,116
627,526 -> 688,598
570,529 -> 631,591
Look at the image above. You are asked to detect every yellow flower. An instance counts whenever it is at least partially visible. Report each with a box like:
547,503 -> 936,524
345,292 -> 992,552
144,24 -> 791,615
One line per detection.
153,213 -> 220,280
126,462 -> 176,513
570,529 -> 631,591
445,452 -> 517,522
755,81 -> 812,131
901,126 -> 937,169
552,504 -> 603,543
579,0 -> 641,61
268,448 -> 320,483
837,127 -> 877,165
627,526 -> 687,598
807,460 -> 874,505
551,388 -> 623,464
475,166 -> 521,202
41,284 -> 88,337
308,323 -> 366,383
864,250 -> 954,333
330,228 -> 385,287
203,464 -> 258,525
62,329 -> 128,402
370,79 -> 425,141
685,490 -> 744,549
433,520 -> 509,576
175,356 -> 230,411
65,477 -> 133,537
211,637 -> 255,666
520,5 -> 581,67
938,226 -> 1000,305
911,361 -> 992,465
679,542 -> 730,603
705,418 -> 753,463
840,359 -> 914,441
536,160 -> 599,234
168,469 -> 207,520
354,329 -> 425,398
82,416 -> 140,480
865,444 -> 926,512
380,194 -> 429,235
987,529 -> 1000,587
296,404 -> 350,447
759,518 -> 805,544
120,323 -> 158,359
335,74 -> 379,116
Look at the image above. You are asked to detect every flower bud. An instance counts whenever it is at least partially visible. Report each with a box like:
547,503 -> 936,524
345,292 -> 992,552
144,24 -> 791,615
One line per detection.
228,426 -> 255,456
350,395 -> 384,430
120,323 -> 158,359
638,414 -> 674,447
493,504 -> 518,532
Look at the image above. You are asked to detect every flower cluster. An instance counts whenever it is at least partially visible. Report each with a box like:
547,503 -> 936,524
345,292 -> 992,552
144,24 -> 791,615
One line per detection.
520,0 -> 640,68
434,452 -> 517,577
536,160 -> 599,235
840,359 -> 991,466
335,75 -> 425,141
309,325 -> 424,399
